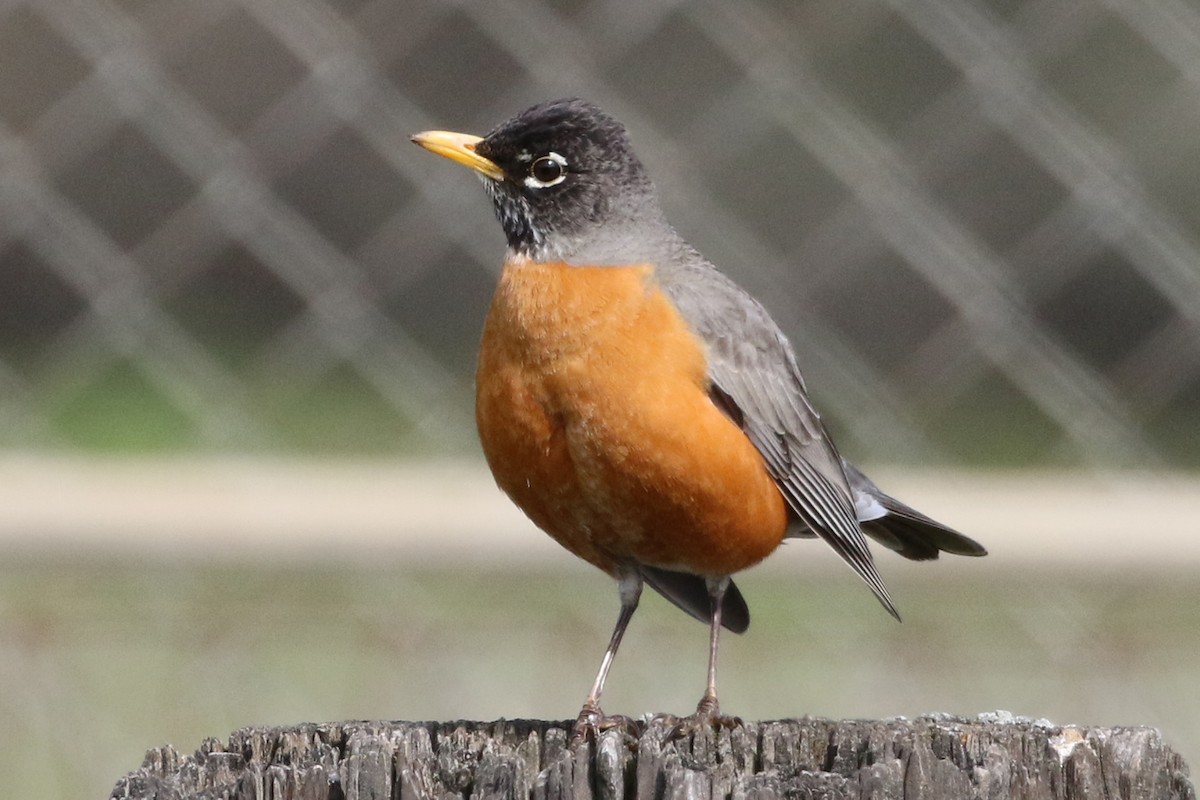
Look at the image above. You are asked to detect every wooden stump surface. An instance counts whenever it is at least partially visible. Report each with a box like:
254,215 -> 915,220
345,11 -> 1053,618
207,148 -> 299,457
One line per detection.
110,714 -> 1194,800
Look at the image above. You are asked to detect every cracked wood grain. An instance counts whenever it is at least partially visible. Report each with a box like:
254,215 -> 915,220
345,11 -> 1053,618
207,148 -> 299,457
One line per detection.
110,715 -> 1194,800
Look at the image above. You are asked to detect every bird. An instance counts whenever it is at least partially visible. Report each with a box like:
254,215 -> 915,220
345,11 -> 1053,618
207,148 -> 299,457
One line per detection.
412,98 -> 986,739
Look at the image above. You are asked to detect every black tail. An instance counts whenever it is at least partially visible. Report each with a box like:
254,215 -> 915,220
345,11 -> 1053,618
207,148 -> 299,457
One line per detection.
640,565 -> 750,633
844,461 -> 988,561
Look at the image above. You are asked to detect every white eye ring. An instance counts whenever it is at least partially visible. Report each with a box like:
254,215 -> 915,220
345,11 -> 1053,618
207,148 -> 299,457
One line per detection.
524,152 -> 568,189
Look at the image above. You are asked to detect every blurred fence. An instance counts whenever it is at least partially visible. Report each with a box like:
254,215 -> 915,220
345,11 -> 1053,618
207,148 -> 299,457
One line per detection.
2,0 -> 1199,466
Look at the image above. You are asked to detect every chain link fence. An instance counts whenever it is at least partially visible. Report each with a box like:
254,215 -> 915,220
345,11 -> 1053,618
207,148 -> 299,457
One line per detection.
4,4 -> 1200,794
2,0 -> 1199,467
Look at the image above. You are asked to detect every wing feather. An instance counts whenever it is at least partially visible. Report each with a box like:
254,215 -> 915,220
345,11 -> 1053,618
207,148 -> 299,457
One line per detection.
660,259 -> 900,619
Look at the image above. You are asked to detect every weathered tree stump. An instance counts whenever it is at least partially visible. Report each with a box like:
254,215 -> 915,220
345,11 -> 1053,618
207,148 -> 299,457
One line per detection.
110,714 -> 1193,800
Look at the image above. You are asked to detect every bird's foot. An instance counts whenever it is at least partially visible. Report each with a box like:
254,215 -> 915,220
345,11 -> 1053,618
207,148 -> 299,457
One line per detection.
570,702 -> 641,746
659,694 -> 743,740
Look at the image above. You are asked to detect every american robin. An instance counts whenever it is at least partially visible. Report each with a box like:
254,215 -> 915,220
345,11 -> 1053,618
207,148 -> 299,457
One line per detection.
412,98 -> 986,737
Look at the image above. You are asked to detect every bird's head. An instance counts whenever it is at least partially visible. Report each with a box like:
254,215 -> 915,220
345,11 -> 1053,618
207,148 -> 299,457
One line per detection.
412,98 -> 665,263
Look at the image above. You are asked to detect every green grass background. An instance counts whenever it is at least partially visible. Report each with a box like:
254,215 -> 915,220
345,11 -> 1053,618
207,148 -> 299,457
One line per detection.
2,558 -> 1196,799
28,361 -> 1200,467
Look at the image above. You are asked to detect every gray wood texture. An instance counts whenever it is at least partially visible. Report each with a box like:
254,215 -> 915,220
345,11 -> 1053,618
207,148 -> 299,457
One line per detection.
110,715 -> 1194,800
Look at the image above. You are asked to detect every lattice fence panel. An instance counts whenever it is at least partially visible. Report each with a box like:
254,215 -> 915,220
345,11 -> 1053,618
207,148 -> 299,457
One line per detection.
2,0 -> 1198,466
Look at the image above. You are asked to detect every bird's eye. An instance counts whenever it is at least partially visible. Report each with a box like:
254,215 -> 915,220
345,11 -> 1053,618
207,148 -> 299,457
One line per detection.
525,153 -> 568,188
531,157 -> 562,183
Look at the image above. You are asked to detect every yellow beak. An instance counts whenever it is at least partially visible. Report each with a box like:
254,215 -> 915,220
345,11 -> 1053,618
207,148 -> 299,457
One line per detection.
410,130 -> 505,181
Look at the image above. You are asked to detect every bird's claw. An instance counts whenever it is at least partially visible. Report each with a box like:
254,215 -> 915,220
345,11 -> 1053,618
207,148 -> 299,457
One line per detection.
570,703 -> 641,746
658,695 -> 743,740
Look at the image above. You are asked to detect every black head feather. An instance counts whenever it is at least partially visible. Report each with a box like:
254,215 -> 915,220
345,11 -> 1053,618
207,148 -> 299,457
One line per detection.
472,98 -> 659,259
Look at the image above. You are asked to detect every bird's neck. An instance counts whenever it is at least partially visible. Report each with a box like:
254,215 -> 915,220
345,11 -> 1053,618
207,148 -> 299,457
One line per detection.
512,216 -> 685,268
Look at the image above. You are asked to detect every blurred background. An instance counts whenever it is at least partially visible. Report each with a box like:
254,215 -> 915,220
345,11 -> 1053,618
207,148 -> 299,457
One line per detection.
1,0 -> 1198,797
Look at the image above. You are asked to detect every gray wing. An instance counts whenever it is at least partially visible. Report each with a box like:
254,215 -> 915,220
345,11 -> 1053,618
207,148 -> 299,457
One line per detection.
659,257 -> 900,620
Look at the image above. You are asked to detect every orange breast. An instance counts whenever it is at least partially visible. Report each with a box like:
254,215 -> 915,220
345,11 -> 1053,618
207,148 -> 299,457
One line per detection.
475,257 -> 788,577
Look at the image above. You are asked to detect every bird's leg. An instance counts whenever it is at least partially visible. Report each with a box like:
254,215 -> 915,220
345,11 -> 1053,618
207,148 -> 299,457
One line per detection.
696,575 -> 726,716
572,570 -> 643,744
665,576 -> 743,738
